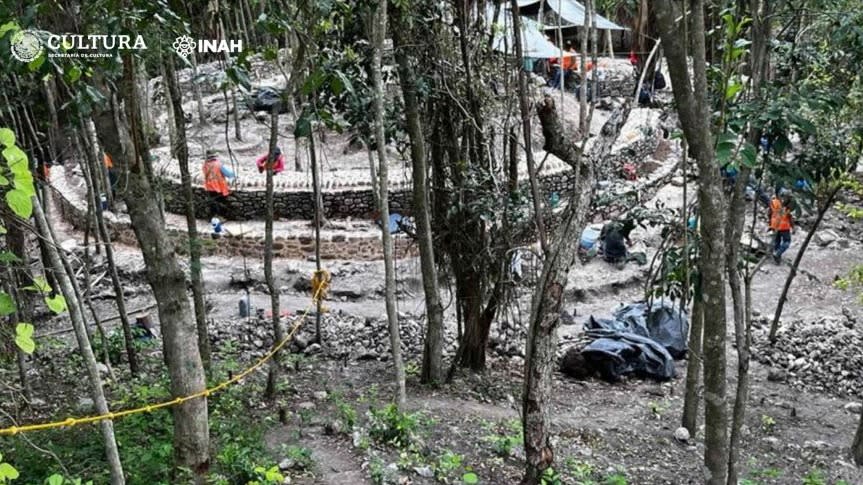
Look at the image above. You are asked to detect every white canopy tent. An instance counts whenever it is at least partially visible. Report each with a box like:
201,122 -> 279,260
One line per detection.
489,7 -> 575,58
516,0 -> 628,31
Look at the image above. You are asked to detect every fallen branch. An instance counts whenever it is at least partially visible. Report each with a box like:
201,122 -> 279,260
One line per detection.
35,303 -> 157,339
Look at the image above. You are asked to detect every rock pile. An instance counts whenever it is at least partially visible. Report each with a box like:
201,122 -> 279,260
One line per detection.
751,316 -> 862,396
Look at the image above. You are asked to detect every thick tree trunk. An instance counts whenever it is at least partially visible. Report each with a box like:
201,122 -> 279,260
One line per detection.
768,189 -> 837,342
164,54 -> 211,369
93,54 -> 210,474
654,2 -> 728,483
682,291 -> 703,435
392,17 -> 445,385
371,0 -> 406,409
264,107 -> 285,399
33,203 -> 125,485
522,98 -> 629,483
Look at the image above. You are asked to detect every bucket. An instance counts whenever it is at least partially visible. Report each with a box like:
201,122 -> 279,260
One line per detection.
580,225 -> 601,250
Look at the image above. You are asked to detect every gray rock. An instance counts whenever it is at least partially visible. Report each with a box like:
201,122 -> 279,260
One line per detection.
313,390 -> 328,401
844,402 -> 862,414
815,230 -> 838,247
96,362 -> 109,376
414,466 -> 434,478
77,397 -> 94,411
803,440 -> 829,450
673,427 -> 690,442
767,369 -> 787,382
298,401 -> 315,411
304,343 -> 322,355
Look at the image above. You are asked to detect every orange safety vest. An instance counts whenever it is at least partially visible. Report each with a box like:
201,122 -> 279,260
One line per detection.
769,197 -> 792,231
104,153 -> 114,169
203,159 -> 230,196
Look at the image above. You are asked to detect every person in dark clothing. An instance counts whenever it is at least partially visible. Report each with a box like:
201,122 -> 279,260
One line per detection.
600,219 -> 635,265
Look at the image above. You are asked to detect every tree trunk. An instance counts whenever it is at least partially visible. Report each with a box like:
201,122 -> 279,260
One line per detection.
854,412 -> 863,466
310,132 -> 324,342
654,1 -> 728,483
392,16 -> 445,385
511,0 -> 548,253
190,52 -> 207,125
522,98 -> 630,483
578,0 -> 590,134
264,107 -> 285,400
93,54 -> 210,475
32,203 -> 126,485
768,189 -> 838,342
5,218 -> 33,400
164,54 -> 211,370
79,121 -> 139,375
682,291 -> 703,436
370,0 -> 406,409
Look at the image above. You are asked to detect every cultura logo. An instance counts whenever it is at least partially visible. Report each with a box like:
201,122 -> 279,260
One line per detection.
10,29 -> 43,62
173,35 -> 195,57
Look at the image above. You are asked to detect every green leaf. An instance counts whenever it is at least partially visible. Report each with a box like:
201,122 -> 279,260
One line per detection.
740,142 -> 757,168
6,188 -> 33,219
0,127 -> 14,147
0,462 -> 20,480
25,276 -> 52,293
66,65 -> 82,83
725,81 -> 742,101
46,474 -> 65,485
0,224 -> 6,235
0,173 -> 9,185
294,115 -> 312,138
0,292 -> 16,316
4,144 -> 28,170
0,21 -> 19,39
0,250 -> 20,262
715,132 -> 737,165
45,294 -> 67,314
28,53 -> 46,71
15,323 -> 35,354
462,472 -> 479,484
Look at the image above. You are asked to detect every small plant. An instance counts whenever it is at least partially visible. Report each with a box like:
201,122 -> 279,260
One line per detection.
281,445 -> 314,471
330,391 -> 358,429
0,453 -> 18,484
802,468 -> 825,485
603,472 -> 628,485
462,471 -> 479,484
760,414 -> 776,433
541,466 -> 563,485
566,459 -> 595,484
369,455 -> 386,485
435,450 -> 464,478
248,466 -> 284,485
405,361 -> 420,377
648,400 -> 669,419
368,403 -> 421,448
484,419 -> 523,457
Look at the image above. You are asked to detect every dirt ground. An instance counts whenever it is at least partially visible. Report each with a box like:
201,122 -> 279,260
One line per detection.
18,197 -> 860,484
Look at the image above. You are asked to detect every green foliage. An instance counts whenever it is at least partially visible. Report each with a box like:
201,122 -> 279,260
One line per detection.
280,445 -> 314,471
483,419 -> 523,457
0,453 -> 19,484
248,466 -> 284,485
14,323 -> 35,354
540,466 -> 563,485
329,391 -> 358,429
368,404 -> 421,448
462,472 -> 479,484
760,414 -> 776,433
802,468 -> 826,485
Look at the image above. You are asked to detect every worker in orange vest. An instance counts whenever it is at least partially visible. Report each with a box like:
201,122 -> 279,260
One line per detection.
768,190 -> 793,263
202,149 -> 236,218
104,152 -> 118,196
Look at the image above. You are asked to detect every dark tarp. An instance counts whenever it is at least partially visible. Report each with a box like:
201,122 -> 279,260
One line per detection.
580,328 -> 676,381
586,300 -> 689,359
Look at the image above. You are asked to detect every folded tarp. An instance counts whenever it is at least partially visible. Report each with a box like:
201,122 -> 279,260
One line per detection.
581,329 -> 676,381
586,300 -> 689,359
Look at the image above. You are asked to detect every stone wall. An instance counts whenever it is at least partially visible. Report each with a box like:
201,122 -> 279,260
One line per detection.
49,183 -> 417,261
157,179 -> 412,221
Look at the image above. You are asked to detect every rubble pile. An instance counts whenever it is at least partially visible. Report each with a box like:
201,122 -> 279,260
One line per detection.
751,315 -> 862,396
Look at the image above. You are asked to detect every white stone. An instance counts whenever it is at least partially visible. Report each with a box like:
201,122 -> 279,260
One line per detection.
844,402 -> 862,414
673,427 -> 690,442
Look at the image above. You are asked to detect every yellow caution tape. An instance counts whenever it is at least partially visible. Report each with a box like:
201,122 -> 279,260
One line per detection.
0,280 -> 326,436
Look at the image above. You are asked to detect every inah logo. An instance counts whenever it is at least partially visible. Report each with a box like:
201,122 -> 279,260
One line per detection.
173,35 -> 242,57
173,35 -> 195,57
10,29 -> 43,62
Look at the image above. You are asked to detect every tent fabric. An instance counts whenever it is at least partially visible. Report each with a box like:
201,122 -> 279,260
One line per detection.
517,0 -> 628,31
489,8 -> 575,58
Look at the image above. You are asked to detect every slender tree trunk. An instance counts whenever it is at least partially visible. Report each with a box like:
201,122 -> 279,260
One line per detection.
33,203 -> 126,485
264,107 -> 285,399
5,219 -> 33,400
682,291 -> 703,435
93,54 -> 210,475
522,99 -> 630,483
164,54 -> 211,370
578,0 -> 590,134
511,0 -> 548,253
655,2 -> 728,483
768,189 -> 838,342
310,132 -> 323,342
392,16 -> 445,385
190,52 -> 207,125
370,0 -> 406,409
80,121 -> 139,375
